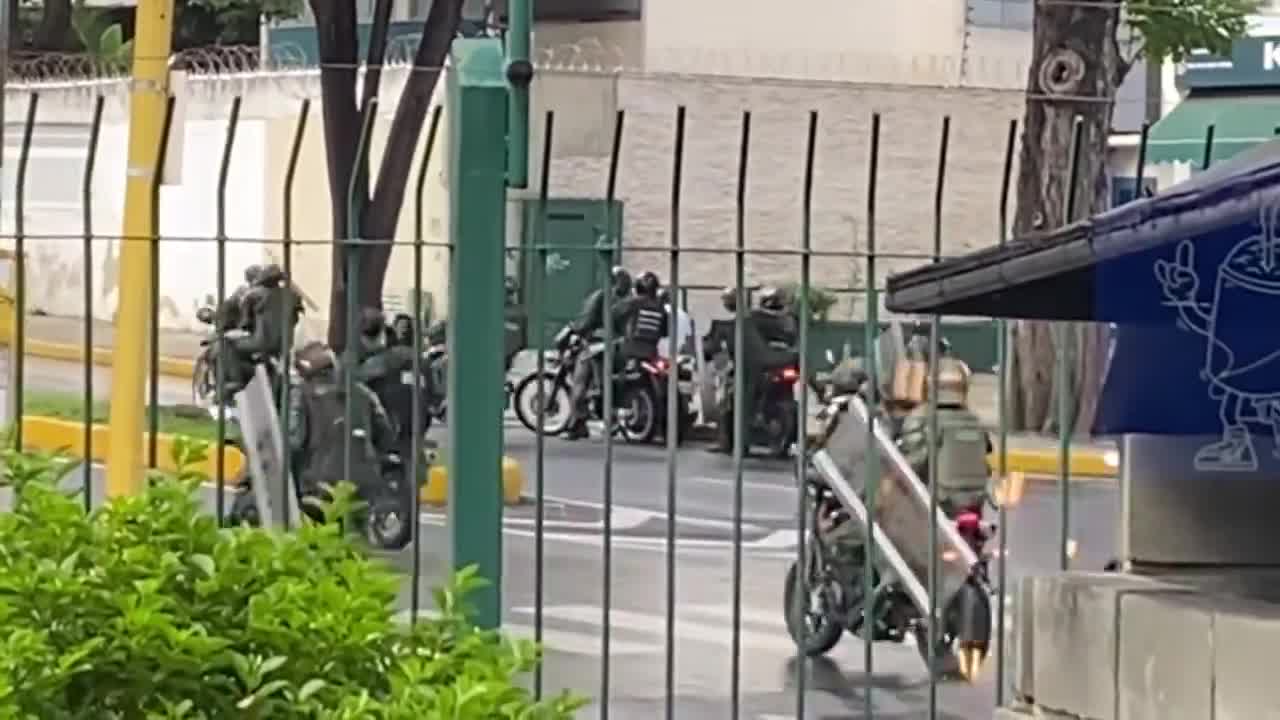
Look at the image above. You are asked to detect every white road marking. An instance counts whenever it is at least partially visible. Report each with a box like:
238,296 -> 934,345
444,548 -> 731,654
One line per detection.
531,604 -> 799,654
681,475 -> 798,494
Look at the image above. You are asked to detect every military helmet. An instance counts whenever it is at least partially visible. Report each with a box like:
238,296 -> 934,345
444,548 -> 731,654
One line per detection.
720,286 -> 738,312
610,266 -> 632,296
758,285 -> 786,311
926,356 -> 971,407
635,271 -> 660,297
244,264 -> 264,285
294,340 -> 336,378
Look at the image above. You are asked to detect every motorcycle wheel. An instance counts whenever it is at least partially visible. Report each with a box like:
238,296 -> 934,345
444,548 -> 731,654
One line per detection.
783,558 -> 845,656
513,373 -> 572,436
228,489 -> 261,528
365,496 -> 412,551
766,397 -> 798,459
618,384 -> 658,444
914,580 -> 992,682
192,352 -> 216,408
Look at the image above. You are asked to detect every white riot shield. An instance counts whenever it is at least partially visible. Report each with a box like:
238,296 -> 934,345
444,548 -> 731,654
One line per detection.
809,395 -> 980,619
234,365 -> 300,529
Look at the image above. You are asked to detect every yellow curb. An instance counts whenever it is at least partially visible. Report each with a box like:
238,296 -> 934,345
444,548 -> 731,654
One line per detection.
992,447 -> 1115,479
20,415 -> 244,479
4,338 -> 196,379
421,456 -> 525,507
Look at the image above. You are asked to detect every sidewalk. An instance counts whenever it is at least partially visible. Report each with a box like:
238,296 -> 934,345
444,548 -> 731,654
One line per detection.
2,313 -> 204,378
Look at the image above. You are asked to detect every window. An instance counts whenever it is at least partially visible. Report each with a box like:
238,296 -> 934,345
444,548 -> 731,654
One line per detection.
968,0 -> 1032,30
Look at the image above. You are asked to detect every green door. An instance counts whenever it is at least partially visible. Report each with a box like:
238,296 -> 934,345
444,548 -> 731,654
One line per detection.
521,198 -> 623,347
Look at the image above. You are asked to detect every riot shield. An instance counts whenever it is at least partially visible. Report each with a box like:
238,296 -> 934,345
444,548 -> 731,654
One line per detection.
809,395 -> 980,619
234,365 -> 300,530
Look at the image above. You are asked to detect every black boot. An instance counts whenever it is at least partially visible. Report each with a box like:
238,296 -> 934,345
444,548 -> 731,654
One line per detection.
564,420 -> 589,440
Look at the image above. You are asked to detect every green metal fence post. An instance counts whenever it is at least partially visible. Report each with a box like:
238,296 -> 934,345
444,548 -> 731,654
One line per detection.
447,37 -> 511,629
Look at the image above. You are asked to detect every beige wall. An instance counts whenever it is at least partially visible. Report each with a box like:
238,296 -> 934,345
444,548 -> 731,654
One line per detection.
641,0 -> 1029,89
526,71 -> 1024,322
261,81 -> 451,341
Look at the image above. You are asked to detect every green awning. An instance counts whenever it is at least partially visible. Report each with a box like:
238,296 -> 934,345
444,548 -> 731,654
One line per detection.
1147,94 -> 1280,165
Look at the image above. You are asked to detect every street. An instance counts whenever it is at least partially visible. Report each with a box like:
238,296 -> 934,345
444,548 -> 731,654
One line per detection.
9,355 -> 1121,718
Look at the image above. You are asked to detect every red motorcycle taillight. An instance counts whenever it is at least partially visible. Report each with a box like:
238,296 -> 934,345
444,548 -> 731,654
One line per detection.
956,511 -> 981,530
778,367 -> 799,383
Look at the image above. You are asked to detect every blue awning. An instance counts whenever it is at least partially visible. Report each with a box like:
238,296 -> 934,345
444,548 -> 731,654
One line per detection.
885,138 -> 1280,437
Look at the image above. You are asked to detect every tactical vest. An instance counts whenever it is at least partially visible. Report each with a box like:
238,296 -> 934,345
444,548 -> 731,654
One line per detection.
936,412 -> 990,493
628,301 -> 666,345
297,379 -> 380,496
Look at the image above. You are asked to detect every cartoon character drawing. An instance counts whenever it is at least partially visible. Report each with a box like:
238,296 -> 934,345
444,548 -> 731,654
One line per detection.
1154,205 -> 1280,471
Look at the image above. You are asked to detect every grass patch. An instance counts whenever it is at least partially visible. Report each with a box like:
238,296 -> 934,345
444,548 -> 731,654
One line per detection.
23,390 -> 221,442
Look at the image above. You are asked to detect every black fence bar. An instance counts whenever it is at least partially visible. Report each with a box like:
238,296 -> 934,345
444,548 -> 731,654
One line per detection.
926,115 -> 951,716
662,104 -> 686,720
342,100 -> 378,497
730,109 -> 750,720
599,107 -> 625,720
794,108 -> 818,719
279,99 -> 311,531
1058,116 -> 1085,572
533,109 -> 554,700
80,95 -> 104,511
1202,124 -> 1216,171
862,111 -> 881,719
12,93 -> 37,450
214,95 -> 243,524
994,116 -> 1017,705
409,104 -> 442,624
147,96 -> 178,468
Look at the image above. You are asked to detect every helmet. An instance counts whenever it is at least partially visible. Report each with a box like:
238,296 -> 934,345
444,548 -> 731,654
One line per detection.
243,264 -> 264,285
635,271 -> 660,297
257,263 -> 285,287
720,286 -> 738,312
758,286 -> 786,312
610,266 -> 632,297
294,340 -> 336,378
926,357 -> 971,407
359,307 -> 386,339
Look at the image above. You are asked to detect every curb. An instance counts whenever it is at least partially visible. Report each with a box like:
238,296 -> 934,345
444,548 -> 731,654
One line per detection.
5,338 -> 195,379
18,415 -> 525,506
20,415 -> 243,479
994,446 -> 1115,479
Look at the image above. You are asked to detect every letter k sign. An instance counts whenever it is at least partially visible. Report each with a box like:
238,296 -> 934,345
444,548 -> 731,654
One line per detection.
1266,41 -> 1280,70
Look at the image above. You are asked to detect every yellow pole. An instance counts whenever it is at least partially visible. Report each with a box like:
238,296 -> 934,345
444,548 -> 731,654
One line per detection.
105,0 -> 175,498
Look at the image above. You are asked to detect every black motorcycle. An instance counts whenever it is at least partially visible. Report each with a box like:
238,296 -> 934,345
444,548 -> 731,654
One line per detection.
718,361 -> 801,458
783,464 -> 994,681
513,326 -> 674,444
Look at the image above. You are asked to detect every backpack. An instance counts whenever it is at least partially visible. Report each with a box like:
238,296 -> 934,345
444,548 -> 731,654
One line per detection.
936,410 -> 990,493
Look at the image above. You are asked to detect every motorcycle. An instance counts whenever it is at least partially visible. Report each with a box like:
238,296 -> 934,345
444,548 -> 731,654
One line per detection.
513,326 -> 675,444
717,361 -> 801,458
783,393 -> 994,681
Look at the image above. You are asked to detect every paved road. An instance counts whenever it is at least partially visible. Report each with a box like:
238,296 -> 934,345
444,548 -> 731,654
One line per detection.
5,355 -> 1122,718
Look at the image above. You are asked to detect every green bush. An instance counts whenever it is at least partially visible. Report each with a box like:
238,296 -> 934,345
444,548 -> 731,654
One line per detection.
0,440 -> 585,719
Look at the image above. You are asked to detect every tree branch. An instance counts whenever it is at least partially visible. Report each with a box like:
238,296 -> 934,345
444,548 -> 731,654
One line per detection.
361,0 -> 466,302
309,0 -> 360,348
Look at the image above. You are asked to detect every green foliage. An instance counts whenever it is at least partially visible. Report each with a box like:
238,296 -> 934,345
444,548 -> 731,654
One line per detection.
0,438 -> 584,719
181,0 -> 305,45
70,1 -> 131,70
1125,0 -> 1258,63
782,283 -> 839,323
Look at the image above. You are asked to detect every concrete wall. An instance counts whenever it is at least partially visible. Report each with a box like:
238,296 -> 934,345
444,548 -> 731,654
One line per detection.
531,70 -> 1024,322
2,68 -> 449,334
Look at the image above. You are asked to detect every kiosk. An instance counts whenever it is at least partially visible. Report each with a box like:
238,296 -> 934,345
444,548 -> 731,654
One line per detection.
887,140 -> 1280,719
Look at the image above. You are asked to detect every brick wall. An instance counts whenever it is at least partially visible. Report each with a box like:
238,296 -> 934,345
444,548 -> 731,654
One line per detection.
537,71 -> 1026,322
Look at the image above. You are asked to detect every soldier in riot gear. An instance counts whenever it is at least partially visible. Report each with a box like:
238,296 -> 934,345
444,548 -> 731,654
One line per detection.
565,266 -> 634,439
288,341 -> 396,519
753,285 -> 798,347
217,264 -> 263,332
624,271 -> 669,359
897,356 -> 992,513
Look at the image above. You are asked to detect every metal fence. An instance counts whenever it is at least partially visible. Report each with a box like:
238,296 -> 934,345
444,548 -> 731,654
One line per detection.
0,65 -> 1220,718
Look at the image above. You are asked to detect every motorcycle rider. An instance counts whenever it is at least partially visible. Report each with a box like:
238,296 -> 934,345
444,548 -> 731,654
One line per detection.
622,271 -> 669,360
753,286 -> 798,348
354,308 -> 422,453
897,355 -> 992,514
288,340 -> 396,521
565,266 -> 635,440
216,264 -> 263,332
227,264 -> 302,395
706,286 -> 800,454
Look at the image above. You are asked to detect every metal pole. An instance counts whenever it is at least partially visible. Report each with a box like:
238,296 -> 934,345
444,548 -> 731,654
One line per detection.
1058,117 -> 1084,571
106,0 -> 176,497
505,0 -> 531,188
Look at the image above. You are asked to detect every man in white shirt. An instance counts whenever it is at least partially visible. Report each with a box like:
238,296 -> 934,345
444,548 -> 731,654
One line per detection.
657,288 -> 698,361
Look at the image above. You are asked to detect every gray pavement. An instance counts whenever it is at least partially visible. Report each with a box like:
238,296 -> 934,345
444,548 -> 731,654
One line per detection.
1,350 -> 1124,718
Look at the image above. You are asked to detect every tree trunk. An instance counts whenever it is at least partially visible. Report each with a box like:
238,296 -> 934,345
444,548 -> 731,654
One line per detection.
1011,0 -> 1127,435
35,0 -> 72,50
361,0 -> 466,302
309,0 -> 361,351
310,0 -> 464,350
